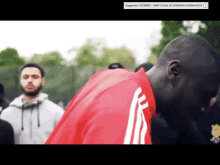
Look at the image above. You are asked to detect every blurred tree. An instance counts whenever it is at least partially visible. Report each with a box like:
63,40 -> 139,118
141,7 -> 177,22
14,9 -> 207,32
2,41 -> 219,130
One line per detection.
0,47 -> 26,97
148,21 -> 187,63
69,38 -> 137,68
148,21 -> 220,63
29,54 -> 42,63
0,47 -> 26,66
147,54 -> 157,64
40,51 -> 65,66
197,21 -> 220,54
100,46 -> 137,68
29,51 -> 65,66
69,38 -> 103,66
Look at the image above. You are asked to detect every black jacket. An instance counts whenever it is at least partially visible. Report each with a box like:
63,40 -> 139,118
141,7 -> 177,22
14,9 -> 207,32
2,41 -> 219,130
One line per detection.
0,83 -> 14,144
0,82 -> 9,115
151,103 -> 220,144
0,119 -> 14,144
151,115 -> 204,144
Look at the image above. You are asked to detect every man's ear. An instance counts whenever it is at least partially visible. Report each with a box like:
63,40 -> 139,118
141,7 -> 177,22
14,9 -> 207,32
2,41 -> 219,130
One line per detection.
167,60 -> 181,79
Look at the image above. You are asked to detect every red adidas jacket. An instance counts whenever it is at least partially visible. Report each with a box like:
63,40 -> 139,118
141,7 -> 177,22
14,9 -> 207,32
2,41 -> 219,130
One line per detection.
45,68 -> 156,144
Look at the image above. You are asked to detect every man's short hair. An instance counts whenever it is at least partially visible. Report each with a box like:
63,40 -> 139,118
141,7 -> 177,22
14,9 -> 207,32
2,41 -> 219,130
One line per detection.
108,63 -> 124,69
134,62 -> 154,72
20,63 -> 45,78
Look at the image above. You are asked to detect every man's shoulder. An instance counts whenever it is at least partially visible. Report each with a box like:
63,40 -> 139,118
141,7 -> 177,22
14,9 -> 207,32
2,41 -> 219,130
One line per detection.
92,80 -> 142,110
99,70 -> 140,91
91,69 -> 134,82
1,106 -> 14,114
0,106 -> 15,119
43,99 -> 64,113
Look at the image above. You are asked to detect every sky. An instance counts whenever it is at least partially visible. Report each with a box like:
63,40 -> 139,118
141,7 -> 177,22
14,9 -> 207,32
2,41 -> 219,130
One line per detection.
0,21 -> 163,65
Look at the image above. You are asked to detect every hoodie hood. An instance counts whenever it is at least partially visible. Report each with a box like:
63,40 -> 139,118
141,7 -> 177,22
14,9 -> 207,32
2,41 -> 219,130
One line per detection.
10,93 -> 48,109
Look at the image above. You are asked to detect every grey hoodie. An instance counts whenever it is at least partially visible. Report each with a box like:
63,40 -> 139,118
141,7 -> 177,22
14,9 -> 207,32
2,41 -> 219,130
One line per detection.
0,93 -> 64,144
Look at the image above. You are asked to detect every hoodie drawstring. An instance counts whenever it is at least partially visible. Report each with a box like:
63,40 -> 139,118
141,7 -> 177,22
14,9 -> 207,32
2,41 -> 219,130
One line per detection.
21,101 -> 41,131
37,100 -> 40,127
21,105 -> 24,131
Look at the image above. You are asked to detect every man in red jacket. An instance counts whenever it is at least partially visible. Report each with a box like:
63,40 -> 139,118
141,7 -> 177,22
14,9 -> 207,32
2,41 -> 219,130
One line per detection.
45,34 -> 220,144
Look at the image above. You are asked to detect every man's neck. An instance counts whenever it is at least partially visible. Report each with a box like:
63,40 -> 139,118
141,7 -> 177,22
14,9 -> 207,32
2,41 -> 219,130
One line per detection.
23,93 -> 41,102
146,66 -> 159,91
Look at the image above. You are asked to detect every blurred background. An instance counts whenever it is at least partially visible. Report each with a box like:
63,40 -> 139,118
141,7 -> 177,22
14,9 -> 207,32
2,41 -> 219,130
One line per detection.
0,21 -> 219,109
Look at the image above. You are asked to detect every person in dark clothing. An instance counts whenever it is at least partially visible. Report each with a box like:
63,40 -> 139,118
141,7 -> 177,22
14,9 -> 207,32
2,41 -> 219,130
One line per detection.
108,63 -> 124,69
0,83 -> 15,144
0,82 -> 9,115
151,114 -> 204,144
134,62 -> 154,72
151,115 -> 178,144
150,34 -> 220,144
191,85 -> 220,144
151,88 -> 220,144
0,119 -> 15,144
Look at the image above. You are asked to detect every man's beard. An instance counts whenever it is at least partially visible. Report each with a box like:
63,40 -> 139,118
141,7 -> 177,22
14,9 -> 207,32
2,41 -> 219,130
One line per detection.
21,84 -> 43,97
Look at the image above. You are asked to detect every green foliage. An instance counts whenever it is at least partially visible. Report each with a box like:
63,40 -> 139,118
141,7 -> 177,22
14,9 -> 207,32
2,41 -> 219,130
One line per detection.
101,46 -> 136,68
0,47 -> 26,66
29,54 -> 42,63
148,21 -> 220,62
197,21 -> 220,54
149,21 -> 187,59
29,51 -> 65,66
71,38 -> 137,68
74,39 -> 100,66
147,54 -> 157,64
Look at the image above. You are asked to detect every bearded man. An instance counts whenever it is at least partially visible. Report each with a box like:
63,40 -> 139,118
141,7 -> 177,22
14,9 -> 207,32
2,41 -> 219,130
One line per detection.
1,63 -> 64,144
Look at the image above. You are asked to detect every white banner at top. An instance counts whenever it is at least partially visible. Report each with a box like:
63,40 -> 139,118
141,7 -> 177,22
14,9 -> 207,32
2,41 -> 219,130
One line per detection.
124,2 -> 209,9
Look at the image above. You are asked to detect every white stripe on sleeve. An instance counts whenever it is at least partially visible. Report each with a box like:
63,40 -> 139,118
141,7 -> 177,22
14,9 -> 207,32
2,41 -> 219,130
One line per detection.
133,100 -> 149,144
141,111 -> 148,144
123,87 -> 142,144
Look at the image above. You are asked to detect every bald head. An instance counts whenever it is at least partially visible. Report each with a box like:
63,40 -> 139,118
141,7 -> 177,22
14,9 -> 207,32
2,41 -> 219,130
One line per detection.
157,34 -> 219,74
147,34 -> 220,117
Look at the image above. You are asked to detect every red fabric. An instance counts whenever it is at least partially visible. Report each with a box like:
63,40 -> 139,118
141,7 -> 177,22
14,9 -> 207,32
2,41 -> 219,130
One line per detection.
45,68 -> 156,144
